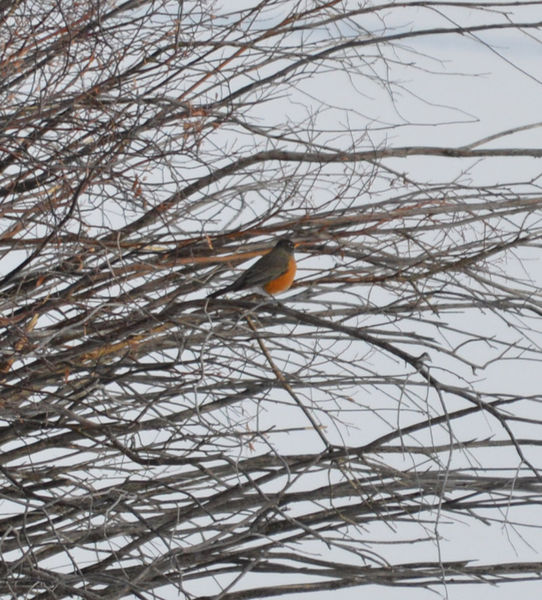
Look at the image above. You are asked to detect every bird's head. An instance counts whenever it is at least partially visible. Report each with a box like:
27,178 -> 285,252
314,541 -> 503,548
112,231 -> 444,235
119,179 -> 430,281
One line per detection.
276,238 -> 295,252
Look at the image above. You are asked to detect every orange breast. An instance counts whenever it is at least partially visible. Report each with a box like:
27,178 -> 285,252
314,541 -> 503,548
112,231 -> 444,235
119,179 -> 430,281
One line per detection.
263,256 -> 296,294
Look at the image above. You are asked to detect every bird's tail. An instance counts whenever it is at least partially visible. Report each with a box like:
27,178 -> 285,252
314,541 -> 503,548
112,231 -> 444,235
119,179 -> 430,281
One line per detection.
207,284 -> 234,299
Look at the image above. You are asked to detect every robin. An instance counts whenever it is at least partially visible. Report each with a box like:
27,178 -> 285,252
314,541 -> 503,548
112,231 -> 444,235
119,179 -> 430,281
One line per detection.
208,238 -> 296,299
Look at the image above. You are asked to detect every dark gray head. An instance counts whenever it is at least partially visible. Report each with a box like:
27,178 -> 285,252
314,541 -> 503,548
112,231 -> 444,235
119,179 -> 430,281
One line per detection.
275,238 -> 295,252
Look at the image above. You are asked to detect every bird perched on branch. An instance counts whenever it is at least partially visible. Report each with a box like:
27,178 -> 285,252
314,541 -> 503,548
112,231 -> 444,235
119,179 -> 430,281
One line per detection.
207,238 -> 296,299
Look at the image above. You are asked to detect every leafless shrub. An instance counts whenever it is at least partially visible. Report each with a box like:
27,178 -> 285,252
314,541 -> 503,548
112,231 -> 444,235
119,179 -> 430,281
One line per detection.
1,1 -> 542,598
